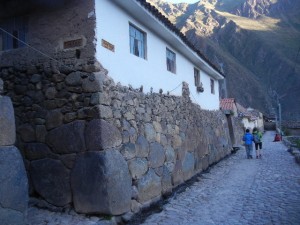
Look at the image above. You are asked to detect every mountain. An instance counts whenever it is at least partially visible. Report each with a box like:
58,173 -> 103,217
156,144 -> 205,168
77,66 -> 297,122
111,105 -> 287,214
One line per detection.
147,0 -> 300,121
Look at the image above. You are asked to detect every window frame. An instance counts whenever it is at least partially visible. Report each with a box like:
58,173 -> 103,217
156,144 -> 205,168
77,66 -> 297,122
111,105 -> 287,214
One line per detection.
0,16 -> 27,51
166,48 -> 176,74
129,23 -> 147,59
194,68 -> 200,87
210,78 -> 215,94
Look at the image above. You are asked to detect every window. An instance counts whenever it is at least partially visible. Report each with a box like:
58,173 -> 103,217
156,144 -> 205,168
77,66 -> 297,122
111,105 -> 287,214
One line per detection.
195,68 -> 204,92
194,68 -> 200,86
210,79 -> 215,94
129,24 -> 146,59
0,17 -> 27,51
166,48 -> 176,73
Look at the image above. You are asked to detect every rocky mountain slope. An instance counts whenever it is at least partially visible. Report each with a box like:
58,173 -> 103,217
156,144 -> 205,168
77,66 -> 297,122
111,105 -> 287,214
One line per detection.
148,0 -> 300,121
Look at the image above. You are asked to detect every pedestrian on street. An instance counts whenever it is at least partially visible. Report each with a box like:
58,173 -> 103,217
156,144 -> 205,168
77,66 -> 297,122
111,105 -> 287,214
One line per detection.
243,128 -> 254,159
252,127 -> 263,159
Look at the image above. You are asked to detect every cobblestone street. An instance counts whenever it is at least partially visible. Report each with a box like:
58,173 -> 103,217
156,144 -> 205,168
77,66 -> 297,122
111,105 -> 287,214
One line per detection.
28,131 -> 300,225
136,131 -> 300,225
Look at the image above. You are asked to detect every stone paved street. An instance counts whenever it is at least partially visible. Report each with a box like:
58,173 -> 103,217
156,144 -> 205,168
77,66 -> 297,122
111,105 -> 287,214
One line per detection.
28,131 -> 300,225
136,131 -> 300,225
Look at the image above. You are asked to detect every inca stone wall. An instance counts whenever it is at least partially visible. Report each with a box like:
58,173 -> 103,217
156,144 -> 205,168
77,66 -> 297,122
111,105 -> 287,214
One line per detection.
0,0 -> 95,68
0,64 -> 233,218
232,117 -> 244,145
0,78 -> 29,225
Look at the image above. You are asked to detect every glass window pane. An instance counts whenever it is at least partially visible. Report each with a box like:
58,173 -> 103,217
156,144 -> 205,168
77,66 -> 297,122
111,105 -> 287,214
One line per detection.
194,68 -> 200,86
210,79 -> 215,94
0,16 -> 27,50
166,48 -> 176,73
129,24 -> 146,59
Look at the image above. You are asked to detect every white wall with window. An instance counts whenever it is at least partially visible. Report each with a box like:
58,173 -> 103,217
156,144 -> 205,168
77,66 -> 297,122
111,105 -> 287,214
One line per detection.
95,0 -> 223,110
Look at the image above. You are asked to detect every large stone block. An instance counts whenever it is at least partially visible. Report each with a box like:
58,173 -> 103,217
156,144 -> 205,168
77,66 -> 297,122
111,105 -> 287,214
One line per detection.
172,160 -> 184,186
161,166 -> 172,195
24,143 -> 56,160
181,128 -> 199,152
45,109 -> 63,130
0,96 -> 15,146
71,150 -> 131,215
137,169 -> 162,203
85,119 -> 122,150
128,158 -> 148,179
0,146 -> 28,225
0,208 -> 24,225
148,142 -> 165,168
46,120 -> 86,154
121,142 -> 136,160
144,123 -> 156,142
30,158 -> 71,206
17,124 -> 35,143
65,71 -> 83,86
82,73 -> 103,92
135,135 -> 149,158
182,152 -> 195,181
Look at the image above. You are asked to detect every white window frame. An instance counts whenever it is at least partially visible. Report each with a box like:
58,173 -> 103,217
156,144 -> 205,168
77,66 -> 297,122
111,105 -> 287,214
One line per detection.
129,23 -> 147,59
166,48 -> 176,73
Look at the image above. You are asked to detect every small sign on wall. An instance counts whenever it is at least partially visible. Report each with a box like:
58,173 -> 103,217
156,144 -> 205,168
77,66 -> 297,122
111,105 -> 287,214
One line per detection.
63,38 -> 83,49
102,39 -> 115,52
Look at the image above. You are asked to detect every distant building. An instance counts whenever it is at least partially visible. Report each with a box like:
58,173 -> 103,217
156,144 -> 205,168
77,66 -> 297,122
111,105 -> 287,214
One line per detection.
0,0 -> 224,110
236,103 -> 264,131
220,98 -> 241,146
219,98 -> 238,116
220,98 -> 264,145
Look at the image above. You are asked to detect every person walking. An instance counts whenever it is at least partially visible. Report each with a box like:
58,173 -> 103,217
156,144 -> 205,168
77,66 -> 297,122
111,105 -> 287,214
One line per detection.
243,129 -> 254,159
253,127 -> 263,158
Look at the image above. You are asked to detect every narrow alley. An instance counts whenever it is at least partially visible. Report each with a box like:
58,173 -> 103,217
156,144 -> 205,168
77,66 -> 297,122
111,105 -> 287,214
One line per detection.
28,131 -> 300,225
134,131 -> 300,225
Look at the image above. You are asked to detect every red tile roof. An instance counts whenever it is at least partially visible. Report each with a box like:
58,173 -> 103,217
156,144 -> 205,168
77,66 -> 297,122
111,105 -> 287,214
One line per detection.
220,98 -> 235,111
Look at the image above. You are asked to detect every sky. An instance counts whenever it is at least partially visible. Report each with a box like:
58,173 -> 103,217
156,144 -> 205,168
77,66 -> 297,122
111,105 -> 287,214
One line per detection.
164,0 -> 199,3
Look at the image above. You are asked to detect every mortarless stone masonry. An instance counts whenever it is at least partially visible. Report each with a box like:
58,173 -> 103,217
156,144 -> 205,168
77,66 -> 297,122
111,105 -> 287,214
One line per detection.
0,0 -> 245,219
0,63 -> 241,217
0,78 -> 29,225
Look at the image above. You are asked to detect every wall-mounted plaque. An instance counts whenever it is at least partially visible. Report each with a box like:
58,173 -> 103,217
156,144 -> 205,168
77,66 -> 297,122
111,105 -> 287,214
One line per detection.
102,39 -> 115,52
63,38 -> 83,49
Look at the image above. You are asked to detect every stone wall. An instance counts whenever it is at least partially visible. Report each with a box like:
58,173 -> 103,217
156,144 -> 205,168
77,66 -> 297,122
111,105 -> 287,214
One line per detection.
282,136 -> 300,164
0,78 -> 29,225
0,64 -> 233,218
0,0 -> 95,71
232,117 -> 245,146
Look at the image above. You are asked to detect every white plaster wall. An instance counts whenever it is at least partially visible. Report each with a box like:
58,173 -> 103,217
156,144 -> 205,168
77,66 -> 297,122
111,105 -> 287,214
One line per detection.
257,113 -> 264,130
242,118 -> 257,131
95,0 -> 220,110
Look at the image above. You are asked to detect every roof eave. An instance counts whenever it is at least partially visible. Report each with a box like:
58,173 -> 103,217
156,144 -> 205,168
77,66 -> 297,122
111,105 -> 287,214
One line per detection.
111,0 -> 224,80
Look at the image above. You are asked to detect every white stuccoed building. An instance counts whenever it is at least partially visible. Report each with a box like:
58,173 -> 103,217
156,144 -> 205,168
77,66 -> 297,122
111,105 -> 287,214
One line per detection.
95,0 -> 224,110
0,0 -> 224,110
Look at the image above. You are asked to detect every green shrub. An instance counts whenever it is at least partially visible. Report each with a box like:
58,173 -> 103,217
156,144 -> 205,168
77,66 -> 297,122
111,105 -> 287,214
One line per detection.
282,128 -> 291,136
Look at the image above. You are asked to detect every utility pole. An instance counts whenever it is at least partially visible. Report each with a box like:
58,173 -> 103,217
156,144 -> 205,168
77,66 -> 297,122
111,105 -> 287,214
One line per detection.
272,90 -> 282,135
278,102 -> 282,135
274,108 -> 277,129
